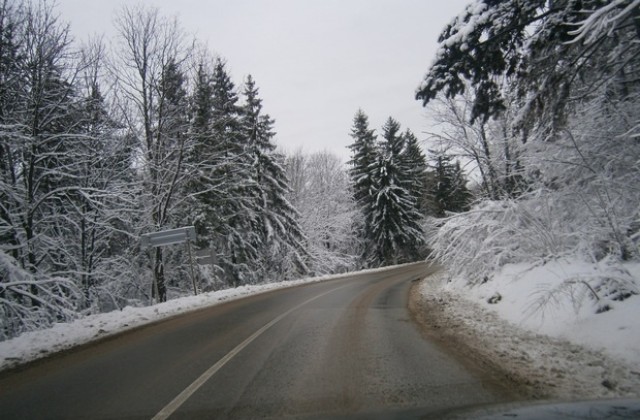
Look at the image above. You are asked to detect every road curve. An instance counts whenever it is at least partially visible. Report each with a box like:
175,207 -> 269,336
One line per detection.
0,262 -> 519,419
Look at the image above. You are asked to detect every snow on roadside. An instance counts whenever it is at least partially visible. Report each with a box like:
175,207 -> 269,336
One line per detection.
0,266 -> 399,373
417,261 -> 640,400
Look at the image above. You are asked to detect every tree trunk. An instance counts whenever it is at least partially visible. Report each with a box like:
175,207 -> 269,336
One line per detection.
154,247 -> 167,302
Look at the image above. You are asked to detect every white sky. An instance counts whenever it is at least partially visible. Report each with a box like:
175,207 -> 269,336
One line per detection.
57,0 -> 470,161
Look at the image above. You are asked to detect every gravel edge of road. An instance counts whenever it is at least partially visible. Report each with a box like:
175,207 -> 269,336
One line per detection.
408,271 -> 640,402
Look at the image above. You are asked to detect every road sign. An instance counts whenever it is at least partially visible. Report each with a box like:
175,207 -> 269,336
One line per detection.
194,248 -> 218,266
197,256 -> 216,265
194,249 -> 212,257
141,226 -> 196,249
140,226 -> 199,297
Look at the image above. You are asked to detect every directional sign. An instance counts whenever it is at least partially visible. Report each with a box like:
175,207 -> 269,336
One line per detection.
197,256 -> 216,265
194,248 -> 218,266
141,226 -> 196,249
141,226 -> 199,297
194,249 -> 212,257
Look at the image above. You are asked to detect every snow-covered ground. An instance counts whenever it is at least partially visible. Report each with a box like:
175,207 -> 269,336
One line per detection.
416,260 -> 640,399
0,268 -> 389,373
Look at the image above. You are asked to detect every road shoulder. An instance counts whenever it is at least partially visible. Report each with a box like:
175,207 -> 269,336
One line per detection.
409,271 -> 640,401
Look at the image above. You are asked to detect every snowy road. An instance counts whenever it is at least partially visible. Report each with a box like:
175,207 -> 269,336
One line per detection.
0,262 -> 519,419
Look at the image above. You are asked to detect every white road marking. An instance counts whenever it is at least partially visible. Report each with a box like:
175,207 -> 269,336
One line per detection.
151,284 -> 350,420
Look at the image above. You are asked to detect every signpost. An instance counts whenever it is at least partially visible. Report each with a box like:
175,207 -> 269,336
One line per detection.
194,248 -> 218,266
141,226 -> 196,249
141,226 -> 198,297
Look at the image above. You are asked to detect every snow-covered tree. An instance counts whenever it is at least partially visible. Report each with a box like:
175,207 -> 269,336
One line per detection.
366,118 -> 425,266
0,1 -> 86,338
416,0 -> 640,140
187,59 -> 259,287
425,88 -> 526,199
0,0 -> 25,264
286,150 -> 359,274
347,109 -> 378,205
113,4 -> 192,301
240,75 -> 309,281
346,109 -> 378,262
65,38 -> 141,310
402,129 -> 430,215
419,0 -> 640,311
428,151 -> 471,217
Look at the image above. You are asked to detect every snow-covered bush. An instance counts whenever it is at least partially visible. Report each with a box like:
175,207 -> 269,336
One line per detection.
428,100 -> 640,312
428,195 -> 571,285
421,0 -> 640,315
0,252 -> 82,341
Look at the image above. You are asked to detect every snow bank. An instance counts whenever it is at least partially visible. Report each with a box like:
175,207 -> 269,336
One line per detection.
442,259 -> 640,368
0,265 -> 402,372
418,260 -> 640,399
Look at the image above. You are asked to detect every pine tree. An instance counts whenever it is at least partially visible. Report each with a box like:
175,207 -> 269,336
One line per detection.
347,109 -> 378,263
367,118 -> 425,266
198,59 -> 258,287
186,60 -> 216,242
402,129 -> 429,215
190,63 -> 214,142
240,75 -> 308,281
347,109 -> 378,204
429,151 -> 471,217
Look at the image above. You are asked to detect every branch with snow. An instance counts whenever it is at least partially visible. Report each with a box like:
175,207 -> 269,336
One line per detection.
567,0 -> 640,45
0,252 -> 82,341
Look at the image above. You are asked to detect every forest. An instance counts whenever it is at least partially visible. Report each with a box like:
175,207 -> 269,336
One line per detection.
1,0 -> 639,341
0,0 -> 466,340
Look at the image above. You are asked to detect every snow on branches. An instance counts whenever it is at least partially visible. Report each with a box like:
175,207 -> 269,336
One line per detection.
420,0 -> 640,315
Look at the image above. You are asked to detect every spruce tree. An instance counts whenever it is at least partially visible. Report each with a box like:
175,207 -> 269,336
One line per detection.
367,118 -> 424,266
402,129 -> 429,215
199,59 -> 258,287
347,109 -> 378,263
429,151 -> 471,217
191,63 -> 214,142
187,60 -> 216,239
347,109 -> 378,204
147,58 -> 191,301
240,75 -> 308,280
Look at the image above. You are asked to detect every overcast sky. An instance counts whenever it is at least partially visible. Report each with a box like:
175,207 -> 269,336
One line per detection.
57,0 -> 470,161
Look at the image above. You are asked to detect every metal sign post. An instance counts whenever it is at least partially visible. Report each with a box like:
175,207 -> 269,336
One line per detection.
185,240 -> 198,296
141,226 -> 199,298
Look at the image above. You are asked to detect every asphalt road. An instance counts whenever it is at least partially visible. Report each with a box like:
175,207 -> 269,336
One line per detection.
0,262 -> 519,419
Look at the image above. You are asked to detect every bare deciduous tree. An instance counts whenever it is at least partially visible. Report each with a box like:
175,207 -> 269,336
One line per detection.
113,5 -> 192,302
